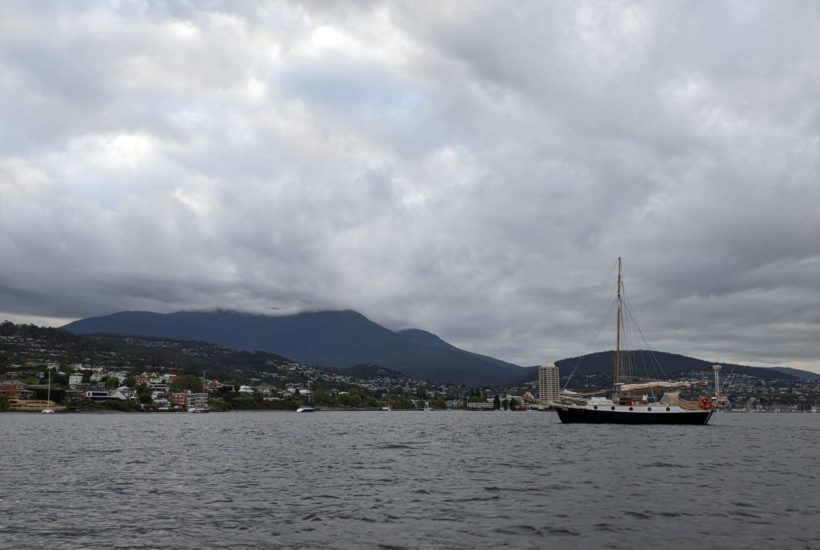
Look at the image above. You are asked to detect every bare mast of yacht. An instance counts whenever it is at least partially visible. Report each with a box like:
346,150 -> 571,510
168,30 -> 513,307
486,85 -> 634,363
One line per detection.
42,365 -> 55,414
614,257 -> 623,397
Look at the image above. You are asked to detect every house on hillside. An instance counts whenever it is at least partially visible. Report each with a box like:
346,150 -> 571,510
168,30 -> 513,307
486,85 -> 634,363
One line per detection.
85,390 -> 110,400
169,393 -> 188,409
0,381 -> 31,400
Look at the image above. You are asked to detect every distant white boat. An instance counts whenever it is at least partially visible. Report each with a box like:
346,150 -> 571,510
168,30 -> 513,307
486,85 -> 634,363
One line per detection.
382,406 -> 392,411
187,371 -> 210,412
297,381 -> 316,412
42,366 -> 54,414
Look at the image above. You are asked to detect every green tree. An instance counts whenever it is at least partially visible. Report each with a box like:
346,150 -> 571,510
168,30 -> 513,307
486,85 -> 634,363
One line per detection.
430,397 -> 447,410
171,374 -> 203,393
0,395 -> 9,411
136,384 -> 152,404
101,399 -> 137,412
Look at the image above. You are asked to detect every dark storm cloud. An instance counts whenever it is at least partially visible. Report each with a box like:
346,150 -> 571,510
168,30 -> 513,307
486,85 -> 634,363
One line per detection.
1,1 -> 819,372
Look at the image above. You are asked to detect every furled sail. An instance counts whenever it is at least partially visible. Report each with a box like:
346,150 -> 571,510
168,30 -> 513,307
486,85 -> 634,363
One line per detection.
618,381 -> 692,392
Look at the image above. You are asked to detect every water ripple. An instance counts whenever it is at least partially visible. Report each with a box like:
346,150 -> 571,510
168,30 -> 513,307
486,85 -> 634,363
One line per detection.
1,412 -> 818,549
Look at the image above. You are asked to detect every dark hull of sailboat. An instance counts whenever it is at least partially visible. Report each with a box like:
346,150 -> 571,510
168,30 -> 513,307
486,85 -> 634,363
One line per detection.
556,407 -> 714,425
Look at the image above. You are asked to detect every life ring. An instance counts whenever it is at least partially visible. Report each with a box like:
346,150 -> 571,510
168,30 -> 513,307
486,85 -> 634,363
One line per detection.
699,396 -> 713,410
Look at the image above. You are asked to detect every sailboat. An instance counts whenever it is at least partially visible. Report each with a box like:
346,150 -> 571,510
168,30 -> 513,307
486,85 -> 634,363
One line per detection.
187,371 -> 210,413
296,404 -> 315,413
552,258 -> 717,425
296,383 -> 316,413
41,366 -> 55,414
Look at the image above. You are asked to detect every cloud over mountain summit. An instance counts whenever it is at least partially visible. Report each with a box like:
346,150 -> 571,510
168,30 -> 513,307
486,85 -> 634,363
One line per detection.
1,1 -> 819,372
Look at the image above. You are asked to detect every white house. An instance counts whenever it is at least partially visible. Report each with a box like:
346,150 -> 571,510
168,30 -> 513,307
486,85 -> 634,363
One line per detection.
109,388 -> 130,401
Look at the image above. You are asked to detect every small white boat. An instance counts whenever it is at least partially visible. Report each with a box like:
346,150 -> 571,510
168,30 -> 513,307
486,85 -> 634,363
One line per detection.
297,381 -> 316,412
381,406 -> 392,411
42,366 -> 55,414
187,372 -> 210,412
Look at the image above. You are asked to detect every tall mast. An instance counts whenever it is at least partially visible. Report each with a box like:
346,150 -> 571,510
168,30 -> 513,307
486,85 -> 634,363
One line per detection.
614,257 -> 622,388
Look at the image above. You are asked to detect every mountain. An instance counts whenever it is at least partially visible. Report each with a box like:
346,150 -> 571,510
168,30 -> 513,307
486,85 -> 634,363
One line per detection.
512,350 -> 803,390
343,364 -> 407,380
63,310 -> 523,385
773,367 -> 820,381
1,320 -> 292,382
387,329 -> 522,385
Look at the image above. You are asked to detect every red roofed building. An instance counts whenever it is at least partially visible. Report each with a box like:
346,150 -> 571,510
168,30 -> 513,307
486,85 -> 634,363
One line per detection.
0,381 -> 29,399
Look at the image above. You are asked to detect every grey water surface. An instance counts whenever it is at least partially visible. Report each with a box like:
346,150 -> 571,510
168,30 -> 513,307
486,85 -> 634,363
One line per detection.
1,411 -> 818,549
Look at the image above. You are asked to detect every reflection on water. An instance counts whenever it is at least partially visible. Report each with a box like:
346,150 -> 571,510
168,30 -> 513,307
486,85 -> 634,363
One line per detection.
1,412 -> 818,549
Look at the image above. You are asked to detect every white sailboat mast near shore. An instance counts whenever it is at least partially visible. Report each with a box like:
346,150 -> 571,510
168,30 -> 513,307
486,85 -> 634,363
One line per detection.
296,381 -> 316,412
41,365 -> 55,414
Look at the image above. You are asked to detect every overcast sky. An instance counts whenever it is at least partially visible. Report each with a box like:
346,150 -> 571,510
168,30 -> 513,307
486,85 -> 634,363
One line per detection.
2,1 -> 819,373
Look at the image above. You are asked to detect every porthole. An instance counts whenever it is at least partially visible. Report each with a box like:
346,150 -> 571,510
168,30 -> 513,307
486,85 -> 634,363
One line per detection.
628,406 -> 633,411
647,407 -> 652,411
666,407 -> 671,411
611,406 -> 615,411
593,405 -> 598,410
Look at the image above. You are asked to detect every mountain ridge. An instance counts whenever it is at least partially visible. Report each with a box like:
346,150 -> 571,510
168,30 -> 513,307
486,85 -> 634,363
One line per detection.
62,309 -> 523,385
61,309 -> 813,387
511,350 -> 804,389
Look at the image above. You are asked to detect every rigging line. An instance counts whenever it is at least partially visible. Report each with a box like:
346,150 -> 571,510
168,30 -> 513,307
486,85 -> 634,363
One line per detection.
635,349 -> 651,386
560,258 -> 619,351
621,315 -> 635,381
620,286 -> 658,384
625,331 -> 652,384
561,293 -> 618,391
561,294 -> 615,391
624,312 -> 641,381
557,260 -> 619,390
722,365 -> 738,397
621,285 -> 668,380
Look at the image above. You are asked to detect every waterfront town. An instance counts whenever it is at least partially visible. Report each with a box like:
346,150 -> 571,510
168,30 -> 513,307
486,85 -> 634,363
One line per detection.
1,321 -> 818,413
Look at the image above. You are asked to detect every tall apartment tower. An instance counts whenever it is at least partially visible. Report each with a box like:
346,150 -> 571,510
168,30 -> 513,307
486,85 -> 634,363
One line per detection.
538,363 -> 560,403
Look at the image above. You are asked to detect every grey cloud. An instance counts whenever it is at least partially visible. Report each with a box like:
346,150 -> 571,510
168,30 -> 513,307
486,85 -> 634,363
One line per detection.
1,1 -> 819,372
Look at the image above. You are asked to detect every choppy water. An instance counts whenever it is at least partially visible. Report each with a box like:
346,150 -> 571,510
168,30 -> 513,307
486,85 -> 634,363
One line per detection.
1,411 -> 818,549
